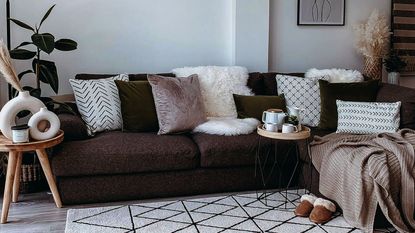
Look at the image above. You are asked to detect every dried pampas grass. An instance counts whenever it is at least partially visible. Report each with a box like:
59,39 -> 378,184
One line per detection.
0,40 -> 22,92
353,10 -> 390,58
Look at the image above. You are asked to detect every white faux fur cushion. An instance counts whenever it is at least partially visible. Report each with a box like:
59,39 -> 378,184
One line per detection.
193,117 -> 259,136
172,66 -> 253,118
305,68 -> 364,83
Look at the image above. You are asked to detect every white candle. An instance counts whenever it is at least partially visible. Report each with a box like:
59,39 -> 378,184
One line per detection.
11,124 -> 30,143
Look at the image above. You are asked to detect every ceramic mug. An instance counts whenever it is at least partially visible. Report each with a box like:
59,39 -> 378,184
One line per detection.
282,123 -> 299,133
262,109 -> 286,126
263,123 -> 279,132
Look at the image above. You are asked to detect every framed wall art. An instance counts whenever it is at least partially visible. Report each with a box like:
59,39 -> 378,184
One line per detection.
298,0 -> 346,26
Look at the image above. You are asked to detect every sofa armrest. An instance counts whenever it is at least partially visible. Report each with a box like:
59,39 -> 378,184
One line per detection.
58,113 -> 89,141
376,83 -> 415,129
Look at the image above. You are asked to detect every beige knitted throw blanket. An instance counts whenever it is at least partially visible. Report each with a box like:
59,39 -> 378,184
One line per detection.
310,129 -> 415,233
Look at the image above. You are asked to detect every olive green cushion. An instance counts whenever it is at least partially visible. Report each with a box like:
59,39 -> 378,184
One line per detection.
319,80 -> 380,130
233,94 -> 286,120
115,80 -> 159,132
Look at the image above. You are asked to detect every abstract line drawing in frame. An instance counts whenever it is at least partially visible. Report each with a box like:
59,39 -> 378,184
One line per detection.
298,0 -> 345,26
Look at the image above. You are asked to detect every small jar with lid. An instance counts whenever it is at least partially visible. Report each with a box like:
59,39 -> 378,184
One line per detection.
11,124 -> 30,143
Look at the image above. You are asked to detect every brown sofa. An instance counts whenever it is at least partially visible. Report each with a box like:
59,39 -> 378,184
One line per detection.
51,72 -> 305,205
50,72 -> 415,210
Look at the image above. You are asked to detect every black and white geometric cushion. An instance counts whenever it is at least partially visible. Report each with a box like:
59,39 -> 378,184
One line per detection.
70,74 -> 129,135
336,100 -> 401,134
276,75 -> 328,127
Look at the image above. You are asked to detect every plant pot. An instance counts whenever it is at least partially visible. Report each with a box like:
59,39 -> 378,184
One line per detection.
387,72 -> 400,85
363,56 -> 383,80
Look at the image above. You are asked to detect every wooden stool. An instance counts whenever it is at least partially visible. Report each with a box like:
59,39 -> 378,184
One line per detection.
0,130 -> 64,224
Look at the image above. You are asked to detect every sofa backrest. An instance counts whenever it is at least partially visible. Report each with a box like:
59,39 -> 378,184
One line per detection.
74,73 -> 415,130
75,72 -> 304,96
376,83 -> 415,129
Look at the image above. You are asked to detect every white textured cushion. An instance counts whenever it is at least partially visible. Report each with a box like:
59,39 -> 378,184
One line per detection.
305,68 -> 364,83
172,66 -> 253,118
276,75 -> 328,127
70,74 -> 129,135
336,100 -> 401,134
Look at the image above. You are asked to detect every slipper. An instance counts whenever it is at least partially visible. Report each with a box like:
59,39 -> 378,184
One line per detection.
309,198 -> 336,224
294,194 -> 317,217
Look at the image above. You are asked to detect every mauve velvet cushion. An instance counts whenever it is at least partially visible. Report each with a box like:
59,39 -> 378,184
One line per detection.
148,74 -> 207,135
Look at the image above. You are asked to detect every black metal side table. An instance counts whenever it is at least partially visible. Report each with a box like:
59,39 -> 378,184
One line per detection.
255,124 -> 312,209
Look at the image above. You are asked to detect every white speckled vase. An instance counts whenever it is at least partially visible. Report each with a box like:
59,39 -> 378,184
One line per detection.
387,72 -> 400,85
0,91 -> 45,139
28,107 -> 60,140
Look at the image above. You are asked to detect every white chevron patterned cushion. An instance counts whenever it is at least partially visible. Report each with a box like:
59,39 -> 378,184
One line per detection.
276,75 -> 328,127
70,74 -> 129,135
336,100 -> 401,134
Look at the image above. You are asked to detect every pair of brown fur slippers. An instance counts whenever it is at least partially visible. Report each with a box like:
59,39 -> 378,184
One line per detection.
294,194 -> 336,224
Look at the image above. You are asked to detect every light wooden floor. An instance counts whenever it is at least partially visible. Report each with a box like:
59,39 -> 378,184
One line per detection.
0,192 -> 67,233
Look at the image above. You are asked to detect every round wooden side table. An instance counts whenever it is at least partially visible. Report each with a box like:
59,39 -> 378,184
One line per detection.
0,130 -> 64,224
255,125 -> 312,209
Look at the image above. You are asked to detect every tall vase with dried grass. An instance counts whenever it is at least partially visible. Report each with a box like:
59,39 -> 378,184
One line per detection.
0,40 -> 46,193
353,10 -> 390,80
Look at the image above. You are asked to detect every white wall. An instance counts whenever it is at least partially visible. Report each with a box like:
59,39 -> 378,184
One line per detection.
233,0 -> 269,72
1,0 -> 409,106
0,0 -> 236,104
269,0 -> 391,73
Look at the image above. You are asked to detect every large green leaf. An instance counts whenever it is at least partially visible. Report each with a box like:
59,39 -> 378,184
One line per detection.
39,4 -> 56,28
55,39 -> 78,51
18,70 -> 34,80
14,41 -> 33,49
33,59 -> 59,93
9,18 -> 35,32
31,33 -> 55,54
9,49 -> 36,60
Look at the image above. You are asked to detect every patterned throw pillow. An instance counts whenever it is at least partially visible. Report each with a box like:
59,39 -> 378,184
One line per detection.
276,75 -> 328,127
336,100 -> 401,134
70,74 -> 129,135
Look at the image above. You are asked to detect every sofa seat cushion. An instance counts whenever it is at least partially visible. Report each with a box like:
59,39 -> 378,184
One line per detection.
51,132 -> 199,177
192,133 -> 274,168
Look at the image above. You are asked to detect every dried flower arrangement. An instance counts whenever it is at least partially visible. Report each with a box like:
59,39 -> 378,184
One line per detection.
353,9 -> 390,59
0,40 -> 22,92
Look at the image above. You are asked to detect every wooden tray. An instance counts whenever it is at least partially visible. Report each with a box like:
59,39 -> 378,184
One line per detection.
0,130 -> 64,152
257,125 -> 310,140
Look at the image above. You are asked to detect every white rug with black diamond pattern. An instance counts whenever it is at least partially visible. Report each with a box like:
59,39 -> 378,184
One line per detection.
65,189 -> 397,233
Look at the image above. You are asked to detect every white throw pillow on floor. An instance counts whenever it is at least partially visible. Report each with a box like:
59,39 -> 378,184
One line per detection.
70,74 -> 129,136
172,66 -> 253,118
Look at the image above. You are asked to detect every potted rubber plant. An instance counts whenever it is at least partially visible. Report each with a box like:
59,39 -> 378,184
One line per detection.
3,4 -> 77,193
383,50 -> 407,85
8,4 -> 77,111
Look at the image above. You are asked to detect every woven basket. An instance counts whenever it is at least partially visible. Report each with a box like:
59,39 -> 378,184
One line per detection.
363,56 -> 383,80
1,152 -> 47,193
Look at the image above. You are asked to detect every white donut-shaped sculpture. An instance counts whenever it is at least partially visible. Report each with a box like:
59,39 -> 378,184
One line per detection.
28,107 -> 61,140
0,91 -> 45,139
